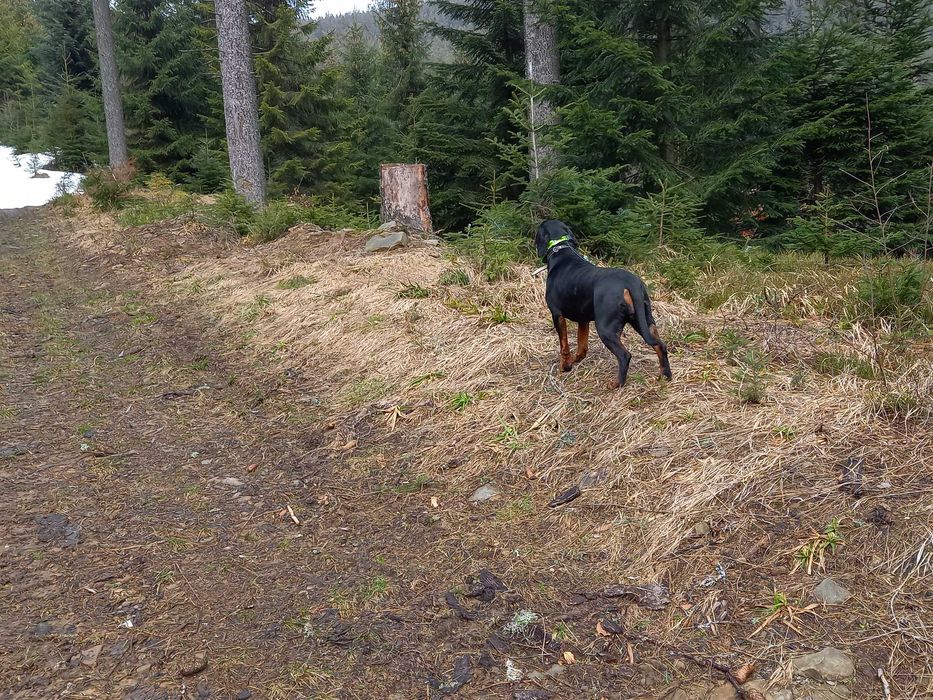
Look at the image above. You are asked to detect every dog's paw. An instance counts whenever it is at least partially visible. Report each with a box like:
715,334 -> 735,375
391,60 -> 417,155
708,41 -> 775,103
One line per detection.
607,379 -> 621,390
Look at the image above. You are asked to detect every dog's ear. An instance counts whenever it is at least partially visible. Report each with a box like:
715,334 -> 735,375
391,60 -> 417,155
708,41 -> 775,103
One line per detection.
534,223 -> 549,260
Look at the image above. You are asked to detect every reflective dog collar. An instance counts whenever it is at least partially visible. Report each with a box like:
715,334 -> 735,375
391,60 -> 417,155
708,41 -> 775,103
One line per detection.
544,236 -> 571,260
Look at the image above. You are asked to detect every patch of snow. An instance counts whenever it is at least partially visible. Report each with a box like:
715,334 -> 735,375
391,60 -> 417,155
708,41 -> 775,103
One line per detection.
0,146 -> 83,209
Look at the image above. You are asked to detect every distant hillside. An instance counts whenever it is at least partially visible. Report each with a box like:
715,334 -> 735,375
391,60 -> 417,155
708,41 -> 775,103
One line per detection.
312,4 -> 459,61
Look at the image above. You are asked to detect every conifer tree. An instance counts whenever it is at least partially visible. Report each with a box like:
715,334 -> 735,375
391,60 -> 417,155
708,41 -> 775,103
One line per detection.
0,0 -> 41,148
31,0 -> 105,168
114,0 -> 225,186
375,0 -> 428,159
254,2 -> 341,196
334,23 -> 392,199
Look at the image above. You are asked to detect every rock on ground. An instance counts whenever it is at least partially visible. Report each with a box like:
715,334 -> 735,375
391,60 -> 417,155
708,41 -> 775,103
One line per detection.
812,578 -> 852,604
792,647 -> 855,682
469,484 -> 501,502
365,231 -> 409,252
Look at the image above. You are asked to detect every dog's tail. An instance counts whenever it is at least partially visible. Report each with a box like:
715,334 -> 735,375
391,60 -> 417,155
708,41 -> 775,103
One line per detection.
629,286 -> 673,380
629,288 -> 656,345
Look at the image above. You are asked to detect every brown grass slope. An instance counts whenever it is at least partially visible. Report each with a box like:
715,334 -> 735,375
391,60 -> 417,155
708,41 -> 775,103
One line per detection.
58,199 -> 932,699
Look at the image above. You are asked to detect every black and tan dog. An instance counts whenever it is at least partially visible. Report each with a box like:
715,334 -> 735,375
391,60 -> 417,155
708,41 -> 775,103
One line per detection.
535,220 -> 672,388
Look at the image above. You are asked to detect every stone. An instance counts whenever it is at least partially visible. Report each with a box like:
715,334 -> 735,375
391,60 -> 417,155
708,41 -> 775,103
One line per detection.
742,679 -> 769,695
80,644 -> 103,667
235,690 -> 252,699
365,231 -> 409,252
179,651 -> 208,677
707,683 -> 738,700
813,579 -> 852,605
770,691 -> 795,700
798,683 -> 850,699
469,484 -> 501,503
691,521 -> 712,537
33,622 -> 53,637
792,648 -> 855,682
378,220 -> 399,230
35,514 -> 80,546
663,691 -> 688,700
0,444 -> 28,458
220,477 -> 244,488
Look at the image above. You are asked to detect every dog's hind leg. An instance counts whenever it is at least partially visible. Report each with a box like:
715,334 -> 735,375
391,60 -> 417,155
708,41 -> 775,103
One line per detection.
596,321 -> 632,389
552,313 -> 574,371
574,322 -> 589,364
634,303 -> 672,381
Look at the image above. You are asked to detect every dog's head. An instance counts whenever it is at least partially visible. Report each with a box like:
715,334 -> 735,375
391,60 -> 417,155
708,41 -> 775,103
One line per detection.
534,220 -> 577,260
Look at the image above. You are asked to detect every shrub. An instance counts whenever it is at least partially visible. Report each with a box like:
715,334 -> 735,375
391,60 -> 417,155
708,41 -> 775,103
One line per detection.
618,181 -> 706,255
296,194 -> 374,230
856,262 -> 931,324
733,349 -> 770,404
83,167 -> 134,211
456,201 -> 531,281
438,268 -> 470,286
523,166 -> 635,260
200,189 -> 256,235
248,199 -> 303,243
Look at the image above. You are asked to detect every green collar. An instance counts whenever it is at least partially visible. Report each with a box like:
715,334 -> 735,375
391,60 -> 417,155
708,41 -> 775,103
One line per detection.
544,235 -> 571,260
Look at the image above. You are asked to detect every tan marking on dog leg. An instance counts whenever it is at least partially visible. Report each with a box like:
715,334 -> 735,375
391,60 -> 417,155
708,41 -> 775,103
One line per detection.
575,322 -> 589,363
623,289 -> 636,315
558,316 -> 573,371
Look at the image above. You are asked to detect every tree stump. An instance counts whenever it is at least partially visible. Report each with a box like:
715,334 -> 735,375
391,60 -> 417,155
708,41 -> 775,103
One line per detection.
380,163 -> 433,233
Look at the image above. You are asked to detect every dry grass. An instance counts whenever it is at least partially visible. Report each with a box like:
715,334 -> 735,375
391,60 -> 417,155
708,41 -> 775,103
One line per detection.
55,196 -> 933,698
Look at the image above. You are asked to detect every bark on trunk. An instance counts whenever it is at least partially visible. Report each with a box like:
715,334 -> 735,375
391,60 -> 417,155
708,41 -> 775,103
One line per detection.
215,0 -> 265,207
523,0 -> 560,181
655,15 -> 675,164
91,0 -> 128,170
380,163 -> 433,233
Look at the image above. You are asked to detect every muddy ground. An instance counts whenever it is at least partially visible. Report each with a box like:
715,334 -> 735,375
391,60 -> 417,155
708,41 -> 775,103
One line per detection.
0,208 -> 929,700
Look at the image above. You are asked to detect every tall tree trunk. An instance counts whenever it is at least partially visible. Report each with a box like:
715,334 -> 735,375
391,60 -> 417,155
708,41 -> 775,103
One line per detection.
523,0 -> 560,182
90,0 -> 128,170
655,14 -> 675,164
215,0 -> 265,207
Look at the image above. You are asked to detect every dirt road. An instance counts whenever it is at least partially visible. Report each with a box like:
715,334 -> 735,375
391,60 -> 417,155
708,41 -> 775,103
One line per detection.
0,209 -> 449,699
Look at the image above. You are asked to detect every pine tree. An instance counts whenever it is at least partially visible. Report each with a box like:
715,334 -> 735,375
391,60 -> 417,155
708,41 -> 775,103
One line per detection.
253,3 -> 342,197
333,23 -> 393,199
46,77 -> 107,170
32,0 -> 105,168
778,10 -> 933,250
375,0 -> 428,159
114,0 -> 225,187
0,0 -> 41,148
32,0 -> 98,93
523,0 -> 560,180
415,0 -> 525,226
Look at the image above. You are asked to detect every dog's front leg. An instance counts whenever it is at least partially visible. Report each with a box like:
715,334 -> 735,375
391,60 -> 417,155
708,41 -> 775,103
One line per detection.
552,314 -> 573,371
